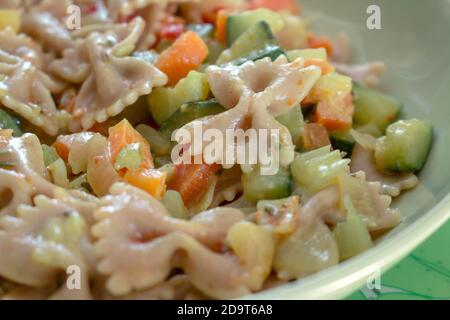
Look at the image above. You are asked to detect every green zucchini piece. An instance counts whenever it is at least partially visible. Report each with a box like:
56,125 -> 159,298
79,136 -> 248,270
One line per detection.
217,21 -> 284,65
42,144 -> 61,167
276,105 -> 304,149
226,8 -> 283,46
330,131 -> 355,157
374,119 -> 433,172
136,124 -> 172,156
291,147 -> 350,194
242,166 -> 291,202
353,81 -> 401,134
0,108 -> 22,137
333,196 -> 373,261
147,71 -> 210,124
160,99 -> 226,134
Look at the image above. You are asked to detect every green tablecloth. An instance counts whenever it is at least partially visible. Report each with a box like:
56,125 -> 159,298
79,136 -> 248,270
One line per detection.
348,219 -> 450,300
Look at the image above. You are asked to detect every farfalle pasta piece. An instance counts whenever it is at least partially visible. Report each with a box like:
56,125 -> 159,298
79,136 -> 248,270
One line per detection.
0,133 -> 55,195
21,0 -> 73,54
101,274 -> 207,300
106,0 -> 197,21
0,50 -> 69,135
66,18 -> 167,131
0,27 -> 45,68
273,187 -> 342,280
92,182 -> 248,297
0,191 -> 95,290
0,169 -> 33,217
350,143 -> 419,197
180,56 -> 321,167
211,165 -> 243,208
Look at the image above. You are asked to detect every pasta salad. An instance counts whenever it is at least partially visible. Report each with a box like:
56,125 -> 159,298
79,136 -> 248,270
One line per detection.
0,0 -> 433,300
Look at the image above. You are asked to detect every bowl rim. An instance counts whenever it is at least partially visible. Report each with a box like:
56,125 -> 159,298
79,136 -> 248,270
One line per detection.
243,192 -> 450,300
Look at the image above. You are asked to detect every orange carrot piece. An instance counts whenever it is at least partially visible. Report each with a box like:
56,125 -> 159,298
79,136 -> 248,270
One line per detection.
214,9 -> 228,43
315,93 -> 354,131
108,119 -> 154,171
302,123 -> 331,150
304,58 -> 334,75
156,31 -> 209,86
124,168 -> 167,200
307,34 -> 334,56
53,134 -> 76,162
249,0 -> 301,15
167,163 -> 221,207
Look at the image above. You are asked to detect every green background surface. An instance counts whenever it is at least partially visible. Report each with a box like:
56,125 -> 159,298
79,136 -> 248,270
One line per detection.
348,220 -> 450,300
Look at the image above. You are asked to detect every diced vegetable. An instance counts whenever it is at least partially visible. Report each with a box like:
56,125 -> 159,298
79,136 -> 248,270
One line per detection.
374,119 -> 433,172
108,119 -> 154,172
124,168 -> 167,200
167,163 -> 221,207
291,147 -> 350,194
307,34 -> 334,56
41,144 -> 60,167
214,10 -> 228,43
302,123 -> 331,150
148,70 -> 210,124
0,109 -> 22,137
155,31 -> 209,86
276,105 -> 304,148
337,174 -> 379,228
303,58 -> 334,75
188,23 -> 214,39
204,39 -> 227,65
86,134 -> 122,197
287,48 -> 327,61
48,158 -> 69,188
0,9 -> 22,33
226,221 -> 275,290
114,143 -> 143,171
53,135 -> 75,162
306,72 -> 352,105
349,129 -> 377,150
136,124 -> 172,156
315,93 -> 354,131
330,131 -> 355,157
226,8 -> 284,46
160,99 -> 226,134
353,81 -> 401,134
69,173 -> 91,192
249,0 -> 301,15
159,15 -> 185,40
333,196 -> 373,261
217,21 -> 284,65
162,190 -> 189,219
242,166 -> 291,202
